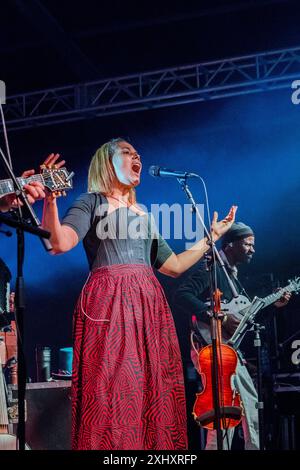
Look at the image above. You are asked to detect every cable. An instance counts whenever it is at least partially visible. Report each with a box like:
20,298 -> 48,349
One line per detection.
80,273 -> 110,322
196,175 -> 218,295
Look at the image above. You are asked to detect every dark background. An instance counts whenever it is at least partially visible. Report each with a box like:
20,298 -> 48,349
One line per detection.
1,0 -> 300,449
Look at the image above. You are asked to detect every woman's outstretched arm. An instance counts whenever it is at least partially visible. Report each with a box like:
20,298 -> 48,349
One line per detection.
158,206 -> 237,277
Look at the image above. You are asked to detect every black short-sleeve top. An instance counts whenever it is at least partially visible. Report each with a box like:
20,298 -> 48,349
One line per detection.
61,193 -> 173,271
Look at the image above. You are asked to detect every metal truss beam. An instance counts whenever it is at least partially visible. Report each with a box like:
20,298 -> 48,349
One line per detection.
4,45 -> 300,131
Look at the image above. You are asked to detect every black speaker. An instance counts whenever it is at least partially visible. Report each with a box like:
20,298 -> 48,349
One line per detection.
9,380 -> 71,450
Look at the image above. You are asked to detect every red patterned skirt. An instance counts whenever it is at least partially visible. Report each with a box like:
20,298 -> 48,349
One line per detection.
71,264 -> 187,450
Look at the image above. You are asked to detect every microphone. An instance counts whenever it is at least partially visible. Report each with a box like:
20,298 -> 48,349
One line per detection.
149,166 -> 198,179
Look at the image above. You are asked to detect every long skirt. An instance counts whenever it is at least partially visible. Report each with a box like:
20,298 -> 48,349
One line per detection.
71,264 -> 187,450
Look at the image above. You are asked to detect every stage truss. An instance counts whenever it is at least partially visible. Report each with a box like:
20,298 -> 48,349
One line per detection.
4,45 -> 300,131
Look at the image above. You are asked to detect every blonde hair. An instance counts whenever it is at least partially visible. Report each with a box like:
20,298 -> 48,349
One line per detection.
88,138 -> 136,203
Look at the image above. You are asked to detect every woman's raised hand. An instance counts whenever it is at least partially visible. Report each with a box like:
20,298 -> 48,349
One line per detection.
211,205 -> 238,241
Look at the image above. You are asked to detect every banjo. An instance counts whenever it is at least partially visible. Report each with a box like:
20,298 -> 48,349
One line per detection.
0,166 -> 74,200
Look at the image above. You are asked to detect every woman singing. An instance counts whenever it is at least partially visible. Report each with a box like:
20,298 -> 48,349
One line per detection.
42,138 -> 237,450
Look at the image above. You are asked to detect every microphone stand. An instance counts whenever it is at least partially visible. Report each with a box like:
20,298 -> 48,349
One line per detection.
0,148 -> 52,451
177,176 -> 239,450
253,322 -> 265,450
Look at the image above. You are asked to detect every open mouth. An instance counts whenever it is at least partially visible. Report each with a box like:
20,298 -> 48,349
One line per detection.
132,162 -> 141,174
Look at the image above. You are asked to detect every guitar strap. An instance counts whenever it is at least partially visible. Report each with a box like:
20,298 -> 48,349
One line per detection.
219,250 -> 251,301
233,277 -> 251,302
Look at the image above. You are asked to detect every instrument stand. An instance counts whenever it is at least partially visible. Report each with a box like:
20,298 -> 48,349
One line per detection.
253,322 -> 265,450
207,265 -> 223,450
176,177 -> 240,450
0,147 -> 51,450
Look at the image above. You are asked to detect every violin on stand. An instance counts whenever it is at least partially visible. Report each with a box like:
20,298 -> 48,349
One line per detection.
193,289 -> 243,435
174,174 -> 242,449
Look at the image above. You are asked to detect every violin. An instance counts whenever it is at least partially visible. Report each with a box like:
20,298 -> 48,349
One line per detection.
192,289 -> 243,429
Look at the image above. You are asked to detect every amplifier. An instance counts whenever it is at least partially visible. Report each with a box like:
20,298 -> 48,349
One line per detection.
9,380 -> 71,450
272,372 -> 300,449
